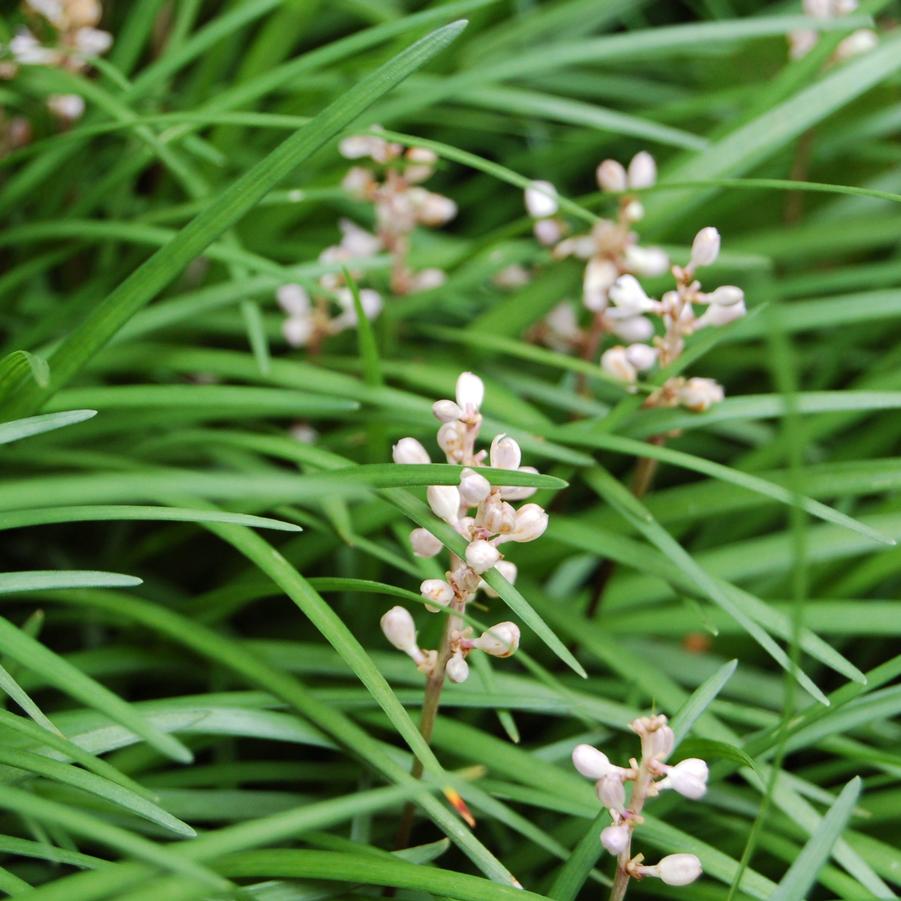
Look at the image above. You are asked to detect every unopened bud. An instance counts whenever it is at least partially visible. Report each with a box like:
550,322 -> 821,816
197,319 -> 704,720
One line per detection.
420,579 -> 454,610
659,758 -> 708,800
510,503 -> 548,543
482,560 -> 518,597
465,539 -> 500,574
597,774 -> 626,812
392,437 -> 430,465
446,650 -> 470,683
410,528 -> 442,557
601,824 -> 630,855
277,284 -> 311,316
627,151 -> 656,189
427,485 -> 461,523
459,468 -> 491,506
625,244 -> 669,277
690,227 -> 720,269
625,343 -> 657,372
678,377 -> 724,412
609,275 -> 657,317
596,159 -> 628,193
455,371 -> 484,414
583,258 -> 618,312
283,316 -> 315,348
655,853 -> 703,887
524,180 -> 559,218
696,299 -> 746,329
489,434 -> 521,470
610,315 -> 654,343
380,606 -> 418,655
572,744 -> 615,780
601,346 -> 637,383
433,399 -> 462,422
474,621 -> 520,657
709,285 -> 744,306
534,218 -> 565,246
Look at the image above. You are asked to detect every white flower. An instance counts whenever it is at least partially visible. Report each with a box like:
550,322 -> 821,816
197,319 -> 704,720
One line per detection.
695,298 -> 746,329
597,774 -> 626,813
583,258 -> 618,312
9,30 -> 58,65
572,744 -> 617,780
489,434 -> 521,470
47,93 -> 85,121
459,468 -> 491,506
658,758 -> 708,800
473,622 -> 520,657
392,438 -> 430,465
455,371 -> 484,415
427,485 -> 461,523
601,346 -> 637,384
334,287 -> 382,327
342,166 -> 374,196
465,539 -> 500,574
338,218 -> 382,257
678,377 -> 724,412
625,343 -> 658,372
277,284 -> 311,316
500,465 -> 539,501
624,244 -> 669,277
608,275 -> 658,317
408,268 -> 446,292
601,824 -> 630,855
420,579 -> 454,611
608,314 -> 654,343
690,227 -> 720,269
380,606 -> 418,655
654,853 -> 703,886
627,151 -> 657,190
432,399 -> 462,423
544,302 -> 582,350
507,503 -> 548,543
534,218 -> 565,246
411,188 -> 457,226
596,159 -> 628,193
72,27 -> 113,57
339,133 -> 392,161
708,285 -> 744,306
481,559 -> 517,597
524,180 -> 559,218
26,0 -> 65,26
446,650 -> 470,683
437,421 -> 466,461
410,528 -> 442,557
404,146 -> 438,183
283,316 -> 315,348
835,28 -> 878,60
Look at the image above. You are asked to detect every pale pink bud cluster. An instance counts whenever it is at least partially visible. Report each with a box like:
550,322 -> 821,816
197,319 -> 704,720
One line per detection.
385,372 -> 547,682
789,0 -> 877,61
572,714 -> 706,890
339,128 -> 455,296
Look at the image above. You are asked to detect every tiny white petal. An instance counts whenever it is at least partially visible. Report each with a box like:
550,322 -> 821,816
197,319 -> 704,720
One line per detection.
474,621 -> 520,657
392,438 -> 431,465
410,528 -> 442,557
465,539 -> 500,574
690,227 -> 721,269
427,485 -> 461,523
455,371 -> 484,413
571,744 -> 614,780
524,180 -> 559,218
596,159 -> 628,193
627,151 -> 657,190
656,854 -> 703,887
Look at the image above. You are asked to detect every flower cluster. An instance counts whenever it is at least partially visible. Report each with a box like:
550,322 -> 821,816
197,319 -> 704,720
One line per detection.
789,0 -> 877,61
381,372 -> 548,684
339,129 -> 457,296
523,153 -> 746,412
276,220 -> 384,350
573,714 -> 707,891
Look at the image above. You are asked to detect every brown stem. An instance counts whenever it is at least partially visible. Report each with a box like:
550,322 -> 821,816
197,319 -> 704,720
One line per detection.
785,128 -> 816,225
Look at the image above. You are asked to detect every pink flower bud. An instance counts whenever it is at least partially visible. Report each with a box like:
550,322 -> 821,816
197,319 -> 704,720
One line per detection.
410,528 -> 442,557
596,159 -> 628,193
534,218 -> 564,246
392,437 -> 430,465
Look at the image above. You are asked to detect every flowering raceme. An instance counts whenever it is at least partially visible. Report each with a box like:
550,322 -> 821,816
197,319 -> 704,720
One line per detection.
522,152 -> 747,413
382,371 -> 547,684
788,0 -> 878,61
277,132 -> 456,349
573,714 -> 707,896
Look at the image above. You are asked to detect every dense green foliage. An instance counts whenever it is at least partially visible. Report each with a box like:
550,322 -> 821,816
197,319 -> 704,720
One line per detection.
1,1 -> 900,898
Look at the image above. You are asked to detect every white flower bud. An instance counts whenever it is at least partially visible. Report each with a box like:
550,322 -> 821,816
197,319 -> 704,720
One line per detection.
276,284 -> 311,316
597,774 -> 626,813
624,244 -> 670,277
433,399 -> 462,422
609,314 -> 654,343
455,371 -> 484,414
427,485 -> 461,523
437,421 -> 465,461
583,258 -> 618,312
554,235 -> 597,260
404,146 -> 438,183
474,622 -> 520,657
622,200 -> 645,223
73,27 -> 112,56
465,539 -> 500,574
410,528 -> 442,557
446,650 -> 470,683
678,377 -> 724,412
380,606 -> 418,655
533,218 -> 564,246
835,28 -> 878,60
475,495 -> 505,534
659,758 -> 708,800
655,854 -> 703,886
420,579 -> 454,610
524,180 -> 559,218
690,227 -> 721,269
645,723 -> 675,762
392,438 -> 430,465
283,315 -> 315,348
509,503 -> 548,543
601,824 -> 630,855
489,434 -> 521,471
608,275 -> 657,317
500,466 -> 539,501
695,298 -> 746,329
627,151 -> 657,189
572,744 -> 615,780
47,94 -> 85,121
342,166 -> 374,196
481,559 -> 518,597
413,190 -> 457,227
601,346 -> 637,383
596,159 -> 628,193
409,268 -> 447,292
459,468 -> 491,506
625,343 -> 658,372
339,218 -> 381,257
709,285 -> 744,306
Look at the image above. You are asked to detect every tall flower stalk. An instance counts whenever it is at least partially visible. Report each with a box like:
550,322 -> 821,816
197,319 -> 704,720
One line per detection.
385,372 -> 549,846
